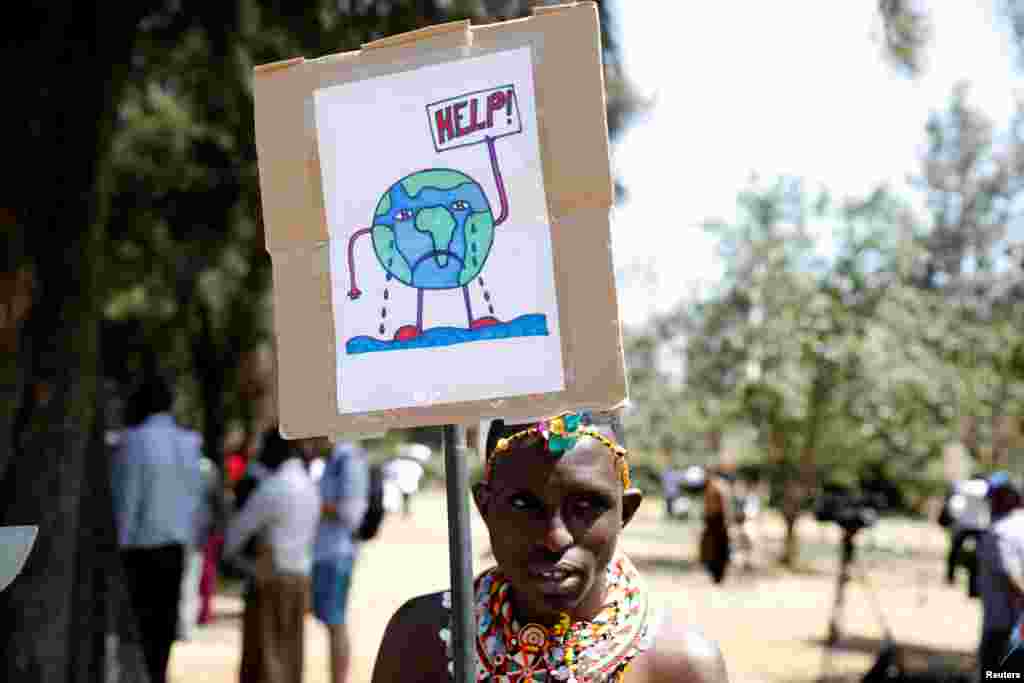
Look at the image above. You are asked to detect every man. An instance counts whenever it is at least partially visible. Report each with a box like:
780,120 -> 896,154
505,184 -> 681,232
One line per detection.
224,432 -> 321,683
701,464 -> 735,585
976,471 -> 1024,677
943,475 -> 990,594
111,376 -> 202,683
384,443 -> 429,517
313,440 -> 370,683
371,413 -> 728,682
660,466 -> 688,520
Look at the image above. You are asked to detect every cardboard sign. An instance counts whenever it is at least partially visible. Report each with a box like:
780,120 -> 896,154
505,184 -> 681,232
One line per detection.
254,2 -> 626,437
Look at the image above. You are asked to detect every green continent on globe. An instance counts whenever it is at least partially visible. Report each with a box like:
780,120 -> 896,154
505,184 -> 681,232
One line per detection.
374,193 -> 391,217
400,169 -> 474,198
370,225 -> 412,284
458,211 -> 495,285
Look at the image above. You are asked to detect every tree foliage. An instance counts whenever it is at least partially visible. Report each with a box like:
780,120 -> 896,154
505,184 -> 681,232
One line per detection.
623,86 -> 1024,566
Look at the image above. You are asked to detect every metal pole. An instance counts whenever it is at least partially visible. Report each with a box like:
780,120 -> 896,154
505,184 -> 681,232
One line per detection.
443,424 -> 475,683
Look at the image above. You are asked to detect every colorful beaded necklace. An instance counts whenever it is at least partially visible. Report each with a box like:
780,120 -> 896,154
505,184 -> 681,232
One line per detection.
440,552 -> 657,682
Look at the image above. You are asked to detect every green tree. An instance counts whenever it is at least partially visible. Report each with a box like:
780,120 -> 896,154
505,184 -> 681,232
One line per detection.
654,179 -> 955,566
907,85 -> 1024,467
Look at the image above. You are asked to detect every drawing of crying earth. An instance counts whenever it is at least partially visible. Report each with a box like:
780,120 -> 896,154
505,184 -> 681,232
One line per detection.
344,137 -> 549,354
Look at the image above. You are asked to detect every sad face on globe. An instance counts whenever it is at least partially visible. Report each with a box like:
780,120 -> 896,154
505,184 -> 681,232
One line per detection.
346,136 -> 512,343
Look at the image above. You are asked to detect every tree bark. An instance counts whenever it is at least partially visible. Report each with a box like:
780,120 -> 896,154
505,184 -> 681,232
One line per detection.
781,511 -> 800,568
0,3 -> 157,681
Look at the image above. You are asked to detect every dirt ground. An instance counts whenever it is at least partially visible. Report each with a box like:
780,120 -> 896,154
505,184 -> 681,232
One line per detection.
170,488 -> 982,683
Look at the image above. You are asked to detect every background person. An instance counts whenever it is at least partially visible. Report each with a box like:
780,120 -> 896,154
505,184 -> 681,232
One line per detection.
976,471 -> 1024,677
198,453 -> 226,625
701,464 -> 735,585
383,443 -> 429,517
224,430 -> 320,683
942,475 -> 991,595
313,440 -> 370,683
179,431 -> 216,640
111,375 -> 202,683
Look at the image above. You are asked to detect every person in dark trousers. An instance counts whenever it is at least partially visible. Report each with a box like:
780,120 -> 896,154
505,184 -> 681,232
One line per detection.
942,476 -> 990,596
976,472 -> 1024,678
700,465 -> 735,585
111,376 -> 202,683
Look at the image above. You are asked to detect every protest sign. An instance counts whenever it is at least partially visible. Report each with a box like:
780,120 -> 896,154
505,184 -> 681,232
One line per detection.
254,1 -> 625,437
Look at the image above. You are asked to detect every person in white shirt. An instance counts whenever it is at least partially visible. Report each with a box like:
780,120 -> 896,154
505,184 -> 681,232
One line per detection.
224,429 -> 321,683
945,476 -> 991,593
111,376 -> 202,683
383,443 -> 429,517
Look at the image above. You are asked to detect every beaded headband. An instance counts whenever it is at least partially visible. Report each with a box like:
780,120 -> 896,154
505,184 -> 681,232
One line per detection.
483,412 -> 631,489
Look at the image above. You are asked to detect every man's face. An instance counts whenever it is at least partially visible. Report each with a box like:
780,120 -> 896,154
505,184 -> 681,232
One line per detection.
473,433 -> 642,623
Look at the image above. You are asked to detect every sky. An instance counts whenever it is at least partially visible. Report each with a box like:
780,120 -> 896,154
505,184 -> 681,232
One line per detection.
608,1 -> 1023,328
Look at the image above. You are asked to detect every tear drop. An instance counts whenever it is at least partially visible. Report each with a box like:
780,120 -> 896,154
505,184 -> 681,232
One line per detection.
484,291 -> 491,302
379,324 -> 386,335
488,305 -> 495,315
478,277 -> 485,286
384,289 -> 389,300
381,307 -> 387,318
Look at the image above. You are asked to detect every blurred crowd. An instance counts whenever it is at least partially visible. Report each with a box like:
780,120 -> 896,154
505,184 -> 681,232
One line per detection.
108,374 -> 431,683
105,375 -> 1024,682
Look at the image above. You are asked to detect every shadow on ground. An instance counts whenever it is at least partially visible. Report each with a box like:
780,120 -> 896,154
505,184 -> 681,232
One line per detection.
630,554 -> 701,575
206,606 -> 244,624
808,634 -> 975,683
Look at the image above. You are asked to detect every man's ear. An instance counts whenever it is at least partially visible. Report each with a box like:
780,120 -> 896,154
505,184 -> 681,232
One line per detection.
621,487 -> 643,529
472,482 -> 491,518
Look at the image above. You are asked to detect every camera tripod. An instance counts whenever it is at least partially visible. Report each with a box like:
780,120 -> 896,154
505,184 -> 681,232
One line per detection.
818,527 -> 899,682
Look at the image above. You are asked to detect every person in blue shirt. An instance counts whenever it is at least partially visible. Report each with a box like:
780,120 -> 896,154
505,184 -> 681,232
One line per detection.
111,376 -> 202,683
313,441 -> 370,683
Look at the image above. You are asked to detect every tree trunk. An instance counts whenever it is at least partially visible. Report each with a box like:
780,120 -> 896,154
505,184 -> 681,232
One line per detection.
781,511 -> 800,568
780,489 -> 802,567
193,298 -> 228,469
0,3 -> 157,681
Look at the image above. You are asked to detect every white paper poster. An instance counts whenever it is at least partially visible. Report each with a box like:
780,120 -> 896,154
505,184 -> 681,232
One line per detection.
315,47 -> 565,414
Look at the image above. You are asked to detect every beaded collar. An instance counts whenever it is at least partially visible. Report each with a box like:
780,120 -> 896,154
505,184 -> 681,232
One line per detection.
440,552 -> 658,682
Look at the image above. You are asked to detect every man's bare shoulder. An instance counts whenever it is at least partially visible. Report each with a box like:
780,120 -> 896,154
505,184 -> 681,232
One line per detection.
371,591 -> 450,683
641,607 -> 728,683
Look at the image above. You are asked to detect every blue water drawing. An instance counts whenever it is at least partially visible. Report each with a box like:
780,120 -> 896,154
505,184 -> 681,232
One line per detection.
346,313 -> 548,355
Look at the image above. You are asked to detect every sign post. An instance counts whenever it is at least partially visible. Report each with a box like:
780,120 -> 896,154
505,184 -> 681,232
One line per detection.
443,425 -> 476,683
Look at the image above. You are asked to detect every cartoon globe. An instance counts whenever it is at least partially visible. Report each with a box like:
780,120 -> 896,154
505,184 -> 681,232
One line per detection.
369,169 -> 495,290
